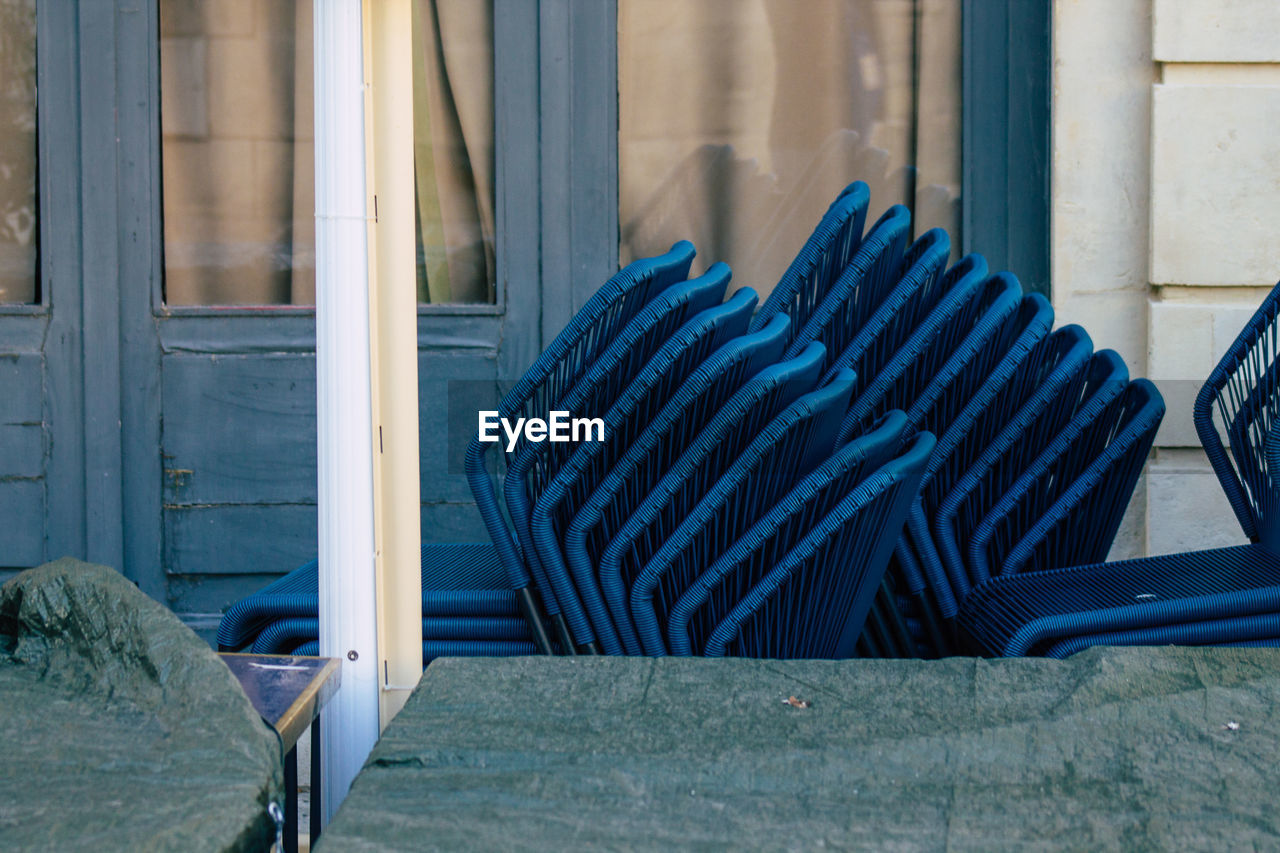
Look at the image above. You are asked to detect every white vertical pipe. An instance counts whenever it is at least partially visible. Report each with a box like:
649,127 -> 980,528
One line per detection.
366,0 -> 423,730
315,0 -> 379,826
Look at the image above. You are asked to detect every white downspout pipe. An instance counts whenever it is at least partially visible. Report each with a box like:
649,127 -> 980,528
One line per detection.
365,0 -> 423,729
315,0 -> 379,826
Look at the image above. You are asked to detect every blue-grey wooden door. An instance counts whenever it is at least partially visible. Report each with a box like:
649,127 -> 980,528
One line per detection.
125,0 -> 553,630
0,3 -> 105,586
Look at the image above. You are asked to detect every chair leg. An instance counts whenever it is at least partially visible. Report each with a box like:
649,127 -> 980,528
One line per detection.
915,592 -> 948,659
878,579 -> 914,657
865,601 -> 897,658
516,587 -> 556,655
552,614 -> 577,656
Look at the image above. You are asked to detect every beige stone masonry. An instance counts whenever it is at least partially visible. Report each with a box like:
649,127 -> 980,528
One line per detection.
1154,0 -> 1280,63
1149,83 -> 1280,287
1054,0 -> 1280,554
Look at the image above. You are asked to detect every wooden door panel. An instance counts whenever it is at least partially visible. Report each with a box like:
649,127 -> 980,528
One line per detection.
161,353 -> 318,506
0,353 -> 45,569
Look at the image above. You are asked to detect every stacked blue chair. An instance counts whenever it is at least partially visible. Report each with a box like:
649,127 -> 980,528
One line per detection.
563,339 -> 820,655
220,180 -> 1172,665
750,181 -> 870,339
933,350 -> 1128,594
500,264 -> 731,651
959,282 -> 1280,656
527,289 -> 759,653
686,431 -> 933,659
627,373 -> 858,655
966,378 -> 1166,585
822,228 -> 953,389
782,205 -> 912,364
664,411 -> 917,656
826,268 -> 1018,650
887,313 -> 1092,654
1038,611 -> 1280,659
538,314 -> 793,657
956,380 -> 1175,655
596,354 -> 836,654
835,261 -> 1003,443
465,242 -> 702,652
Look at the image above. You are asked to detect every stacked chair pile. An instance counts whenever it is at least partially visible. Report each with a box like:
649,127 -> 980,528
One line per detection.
220,180 -> 1181,661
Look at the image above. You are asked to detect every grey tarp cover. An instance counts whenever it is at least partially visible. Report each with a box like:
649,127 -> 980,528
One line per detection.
0,558 -> 282,851
321,649 -> 1280,851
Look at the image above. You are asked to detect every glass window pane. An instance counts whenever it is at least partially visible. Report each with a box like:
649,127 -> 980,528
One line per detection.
412,0 -> 495,305
0,0 -> 38,305
618,0 -> 962,297
159,1 -> 495,307
160,0 -> 314,306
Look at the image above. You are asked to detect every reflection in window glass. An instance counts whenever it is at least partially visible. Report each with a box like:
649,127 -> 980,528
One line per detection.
160,0 -> 314,305
0,0 -> 38,304
159,0 -> 495,307
412,0 -> 495,304
619,0 -> 962,297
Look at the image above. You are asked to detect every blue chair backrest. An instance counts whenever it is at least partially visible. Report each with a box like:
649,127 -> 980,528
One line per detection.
1264,427 -> 1280,551
503,264 -> 730,614
933,346 -> 1120,593
1194,279 -> 1280,542
528,288 -> 758,649
968,379 -> 1165,581
464,242 -> 695,592
560,315 -> 792,655
628,371 -> 859,655
837,259 -> 1003,443
847,273 -> 1021,610
751,181 -> 870,338
906,289 -> 1049,459
598,343 -> 828,655
916,294 -> 1058,512
698,430 -> 934,659
783,204 -> 912,365
663,410 -> 911,656
822,228 -> 956,388
896,320 -> 1087,615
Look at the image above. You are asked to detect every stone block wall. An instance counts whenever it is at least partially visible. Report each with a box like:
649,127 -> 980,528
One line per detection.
1053,0 -> 1280,558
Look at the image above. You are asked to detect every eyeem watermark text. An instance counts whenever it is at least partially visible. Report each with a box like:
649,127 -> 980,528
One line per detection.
478,411 -> 606,452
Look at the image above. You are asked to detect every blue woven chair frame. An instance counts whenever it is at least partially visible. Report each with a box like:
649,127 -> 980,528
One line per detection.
966,379 -> 1164,584
698,431 -> 934,659
502,265 -> 730,651
663,411 -> 912,656
553,315 -> 791,655
837,273 -> 1021,647
958,544 -> 1280,656
836,264 -> 1007,445
783,205 -> 912,366
894,297 -> 1060,624
932,346 -> 1120,595
1040,611 -> 1280,659
563,326 -> 811,655
821,228 -> 955,388
1194,279 -> 1280,542
598,344 -> 829,655
628,371 -> 858,655
462,243 -> 696,651
750,181 -> 870,339
528,289 -> 758,653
